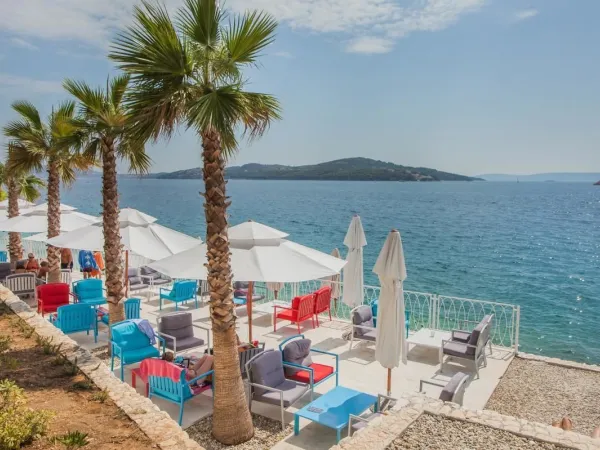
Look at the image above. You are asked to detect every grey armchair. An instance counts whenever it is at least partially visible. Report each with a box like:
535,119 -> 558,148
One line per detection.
156,312 -> 210,355
450,314 -> 494,355
245,349 -> 310,430
349,305 -> 377,350
441,322 -> 490,378
348,394 -> 396,437
419,371 -> 469,406
127,267 -> 150,299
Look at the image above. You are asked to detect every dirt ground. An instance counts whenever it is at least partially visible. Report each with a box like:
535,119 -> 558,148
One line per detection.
0,304 -> 157,449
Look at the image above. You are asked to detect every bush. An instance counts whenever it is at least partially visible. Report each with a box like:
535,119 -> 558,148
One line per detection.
90,389 -> 109,403
0,335 -> 11,353
0,379 -> 53,449
53,430 -> 89,449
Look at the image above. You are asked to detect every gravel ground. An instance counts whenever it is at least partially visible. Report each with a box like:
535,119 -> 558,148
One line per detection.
486,358 -> 600,435
387,414 -> 564,450
187,413 -> 292,450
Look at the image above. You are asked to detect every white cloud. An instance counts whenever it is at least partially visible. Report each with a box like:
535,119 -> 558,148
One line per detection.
514,9 -> 539,22
10,37 -> 39,51
272,51 -> 294,58
346,36 -> 394,54
0,73 -> 63,94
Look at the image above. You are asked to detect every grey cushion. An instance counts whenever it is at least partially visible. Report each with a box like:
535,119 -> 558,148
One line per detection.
129,279 -> 148,290
467,320 -> 488,355
282,339 -> 313,376
351,412 -> 382,431
443,342 -> 471,359
254,379 -> 308,407
250,350 -> 286,396
452,331 -> 471,343
439,372 -> 468,402
164,335 -> 204,352
140,266 -> 161,279
352,306 -> 374,337
127,267 -> 139,278
361,330 -> 377,342
159,313 -> 194,340
233,281 -> 249,290
152,278 -> 171,286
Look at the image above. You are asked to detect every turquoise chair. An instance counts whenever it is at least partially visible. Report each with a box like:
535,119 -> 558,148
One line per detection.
110,320 -> 165,381
100,298 -> 141,325
0,251 -> 7,262
159,280 -> 198,311
49,303 -> 98,343
144,358 -> 214,425
371,300 -> 410,338
72,279 -> 107,306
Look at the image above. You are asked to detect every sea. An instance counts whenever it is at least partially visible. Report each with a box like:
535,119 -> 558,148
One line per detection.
60,178 -> 600,364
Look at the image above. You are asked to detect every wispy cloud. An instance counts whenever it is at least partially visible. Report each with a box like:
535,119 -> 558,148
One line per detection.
272,51 -> 294,59
346,36 -> 394,54
514,9 -> 539,22
0,0 -> 486,54
0,73 -> 63,94
10,37 -> 38,51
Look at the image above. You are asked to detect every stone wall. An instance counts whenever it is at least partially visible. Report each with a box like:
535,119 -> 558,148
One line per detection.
0,285 -> 204,450
333,392 -> 600,450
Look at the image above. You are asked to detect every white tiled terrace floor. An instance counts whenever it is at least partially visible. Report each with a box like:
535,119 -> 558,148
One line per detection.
57,286 -> 513,450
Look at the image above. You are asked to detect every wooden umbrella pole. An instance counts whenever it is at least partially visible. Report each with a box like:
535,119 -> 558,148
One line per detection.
124,250 -> 129,297
247,281 -> 254,343
387,368 -> 392,397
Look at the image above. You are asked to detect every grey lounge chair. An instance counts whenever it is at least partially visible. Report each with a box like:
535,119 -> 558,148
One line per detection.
441,322 -> 490,378
450,314 -> 494,355
348,394 -> 396,437
245,349 -> 311,430
420,371 -> 470,405
127,267 -> 150,299
349,305 -> 377,350
4,273 -> 44,299
140,266 -> 172,288
156,312 -> 210,355
0,262 -> 11,282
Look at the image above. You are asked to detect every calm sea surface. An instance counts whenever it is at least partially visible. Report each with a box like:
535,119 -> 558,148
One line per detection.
61,178 -> 600,363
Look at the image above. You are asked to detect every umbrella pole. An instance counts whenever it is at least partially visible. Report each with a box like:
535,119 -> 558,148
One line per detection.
387,368 -> 392,397
246,281 -> 254,343
125,250 -> 129,297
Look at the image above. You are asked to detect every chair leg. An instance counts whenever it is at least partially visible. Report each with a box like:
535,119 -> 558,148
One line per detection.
280,398 -> 285,431
178,401 -> 184,426
159,298 -> 162,310
273,318 -> 277,332
311,316 -> 315,329
315,314 -> 320,327
474,360 -> 479,379
297,322 -> 300,334
110,355 -> 115,372
121,363 -> 125,381
329,309 -> 332,321
488,341 -> 493,355
349,334 -> 354,350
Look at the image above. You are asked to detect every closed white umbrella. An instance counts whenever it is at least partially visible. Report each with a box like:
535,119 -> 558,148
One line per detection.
373,229 -> 407,396
342,215 -> 367,307
321,248 -> 342,310
0,203 -> 98,233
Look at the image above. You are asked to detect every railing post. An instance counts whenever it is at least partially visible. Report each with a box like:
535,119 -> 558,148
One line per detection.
514,305 -> 520,354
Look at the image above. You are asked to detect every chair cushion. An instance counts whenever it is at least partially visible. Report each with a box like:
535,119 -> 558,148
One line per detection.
439,372 -> 468,402
165,335 -> 205,352
127,268 -> 139,278
275,309 -> 297,321
159,313 -> 194,340
452,331 -> 471,343
152,278 -> 171,286
351,412 -> 383,431
287,363 -> 333,384
250,350 -> 286,396
121,346 -> 160,365
361,330 -> 377,342
112,321 -> 150,350
282,339 -> 313,376
352,306 -> 373,336
254,379 -> 308,407
443,342 -> 472,359
467,319 -> 487,347
291,296 -> 301,310
140,266 -> 161,279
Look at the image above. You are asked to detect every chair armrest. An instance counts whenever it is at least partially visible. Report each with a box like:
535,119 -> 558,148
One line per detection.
155,334 -> 166,353
110,340 -> 123,357
419,379 -> 446,392
442,340 -> 478,350
187,369 -> 215,386
352,324 -> 376,331
283,362 -> 314,386
246,381 -> 285,394
273,305 -> 292,312
192,323 -> 211,349
159,287 -> 171,295
310,348 -> 339,372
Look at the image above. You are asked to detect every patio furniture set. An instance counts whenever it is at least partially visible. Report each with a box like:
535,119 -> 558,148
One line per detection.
272,286 -> 334,333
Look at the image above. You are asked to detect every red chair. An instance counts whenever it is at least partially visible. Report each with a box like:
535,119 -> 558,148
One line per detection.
37,283 -> 72,317
273,294 -> 315,333
313,286 -> 333,326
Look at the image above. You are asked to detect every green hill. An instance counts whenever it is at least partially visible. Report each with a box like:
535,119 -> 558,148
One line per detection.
149,157 -> 481,182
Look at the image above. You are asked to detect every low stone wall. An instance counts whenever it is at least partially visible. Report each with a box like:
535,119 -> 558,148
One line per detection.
333,392 -> 600,450
0,285 -> 203,450
518,352 -> 600,373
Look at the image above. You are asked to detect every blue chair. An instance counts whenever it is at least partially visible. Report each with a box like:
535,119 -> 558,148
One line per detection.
371,300 -> 410,338
0,251 -> 7,262
49,303 -> 98,343
143,358 -> 214,425
110,320 -> 165,381
72,279 -> 107,306
100,298 -> 141,325
159,280 -> 198,311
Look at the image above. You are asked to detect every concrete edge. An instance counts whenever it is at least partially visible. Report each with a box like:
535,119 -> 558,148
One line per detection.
517,352 -> 600,373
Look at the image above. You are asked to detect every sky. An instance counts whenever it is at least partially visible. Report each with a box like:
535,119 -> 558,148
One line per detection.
0,0 -> 599,176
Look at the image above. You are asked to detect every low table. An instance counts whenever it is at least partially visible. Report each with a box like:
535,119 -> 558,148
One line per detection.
405,328 -> 452,363
294,386 -> 378,443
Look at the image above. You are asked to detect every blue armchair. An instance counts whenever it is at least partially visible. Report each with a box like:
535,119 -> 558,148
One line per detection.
72,279 -> 107,306
49,303 -> 98,343
110,320 -> 165,381
159,280 -> 198,311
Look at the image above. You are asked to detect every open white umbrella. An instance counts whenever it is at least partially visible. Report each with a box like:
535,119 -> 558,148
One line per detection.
0,203 -> 98,233
373,229 -> 407,396
342,215 -> 367,307
0,199 -> 36,209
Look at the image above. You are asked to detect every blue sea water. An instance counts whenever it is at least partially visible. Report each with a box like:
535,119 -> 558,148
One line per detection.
62,178 -> 600,364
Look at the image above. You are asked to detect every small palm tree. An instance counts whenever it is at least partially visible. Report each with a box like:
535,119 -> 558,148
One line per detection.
0,155 -> 45,263
110,0 -> 281,443
63,75 -> 150,324
4,102 -> 92,282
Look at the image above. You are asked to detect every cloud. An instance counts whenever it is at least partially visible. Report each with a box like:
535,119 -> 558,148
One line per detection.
514,9 -> 539,22
272,51 -> 294,58
10,37 -> 38,51
346,36 -> 394,54
0,73 -> 63,94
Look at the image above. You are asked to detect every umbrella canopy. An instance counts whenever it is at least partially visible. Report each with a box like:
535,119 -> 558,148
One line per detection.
0,199 -> 36,210
28,208 -> 200,261
373,229 -> 407,395
0,203 -> 98,233
342,215 -> 367,307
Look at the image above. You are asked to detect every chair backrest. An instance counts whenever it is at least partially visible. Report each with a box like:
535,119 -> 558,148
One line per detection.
439,372 -> 469,405
73,279 -> 103,300
0,251 -> 7,262
111,320 -> 151,350
5,273 -> 36,294
280,336 -> 312,376
174,280 -> 196,300
0,262 -> 12,281
124,298 -> 141,320
140,266 -> 160,279
142,358 -> 190,400
352,305 -> 374,336
247,349 -> 286,396
239,344 -> 264,378
56,304 -> 96,333
467,322 -> 490,356
60,269 -> 71,285
37,283 -> 70,307
127,267 -> 139,280
313,286 -> 332,314
158,312 -> 193,340
294,294 -> 315,321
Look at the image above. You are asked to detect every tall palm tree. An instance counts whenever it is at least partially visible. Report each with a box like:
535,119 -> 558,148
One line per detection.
63,75 -> 150,324
4,102 -> 92,282
110,0 -> 281,443
0,155 -> 45,263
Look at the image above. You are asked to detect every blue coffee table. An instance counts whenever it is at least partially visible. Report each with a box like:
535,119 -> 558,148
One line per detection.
294,386 -> 378,443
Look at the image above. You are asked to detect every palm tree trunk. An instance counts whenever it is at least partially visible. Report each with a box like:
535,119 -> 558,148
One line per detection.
46,160 -> 62,283
102,139 -> 125,324
202,129 -> 254,444
7,178 -> 23,266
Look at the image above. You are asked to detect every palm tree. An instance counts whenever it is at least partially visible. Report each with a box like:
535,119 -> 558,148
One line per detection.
109,0 -> 281,443
4,102 -> 92,282
63,75 -> 150,324
0,155 -> 45,263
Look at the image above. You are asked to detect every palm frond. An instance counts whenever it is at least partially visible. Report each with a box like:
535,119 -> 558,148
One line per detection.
6,142 -> 45,174
224,11 -> 277,66
18,174 -> 45,202
110,73 -> 131,109
177,0 -> 223,49
118,139 -> 152,174
238,91 -> 282,140
10,101 -> 43,130
63,79 -> 106,117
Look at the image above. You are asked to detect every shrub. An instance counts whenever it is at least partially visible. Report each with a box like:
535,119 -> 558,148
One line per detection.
53,430 -> 89,449
90,389 -> 109,403
0,379 -> 53,449
36,336 -> 62,355
0,335 -> 11,353
71,380 -> 92,391
63,358 -> 79,376
1,357 -> 19,370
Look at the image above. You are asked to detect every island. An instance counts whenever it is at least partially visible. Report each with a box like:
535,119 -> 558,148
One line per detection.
147,157 -> 482,182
